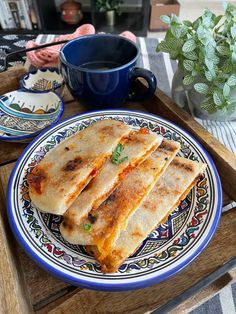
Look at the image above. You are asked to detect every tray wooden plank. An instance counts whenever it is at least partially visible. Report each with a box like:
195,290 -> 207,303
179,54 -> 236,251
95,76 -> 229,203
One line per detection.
0,65 -> 26,96
0,66 -> 236,313
0,169 -> 32,314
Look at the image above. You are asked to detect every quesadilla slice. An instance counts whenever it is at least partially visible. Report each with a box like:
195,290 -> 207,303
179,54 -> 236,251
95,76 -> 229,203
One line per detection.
93,157 -> 207,273
60,140 -> 180,256
27,120 -> 132,215
63,130 -> 163,226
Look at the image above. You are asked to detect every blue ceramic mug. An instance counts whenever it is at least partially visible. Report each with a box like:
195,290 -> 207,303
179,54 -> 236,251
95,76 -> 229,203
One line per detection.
59,34 -> 157,108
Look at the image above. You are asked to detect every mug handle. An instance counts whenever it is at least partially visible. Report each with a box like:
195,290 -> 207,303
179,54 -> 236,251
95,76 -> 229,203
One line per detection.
128,67 -> 157,101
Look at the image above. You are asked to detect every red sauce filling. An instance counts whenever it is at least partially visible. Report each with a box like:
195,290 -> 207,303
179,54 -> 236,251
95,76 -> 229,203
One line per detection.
90,169 -> 98,177
139,128 -> 149,134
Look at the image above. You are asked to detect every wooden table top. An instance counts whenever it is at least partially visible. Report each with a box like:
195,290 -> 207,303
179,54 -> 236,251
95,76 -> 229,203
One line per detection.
0,66 -> 235,314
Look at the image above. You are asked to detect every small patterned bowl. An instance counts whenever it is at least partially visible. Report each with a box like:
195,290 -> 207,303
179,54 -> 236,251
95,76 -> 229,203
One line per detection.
0,89 -> 64,142
20,67 -> 65,97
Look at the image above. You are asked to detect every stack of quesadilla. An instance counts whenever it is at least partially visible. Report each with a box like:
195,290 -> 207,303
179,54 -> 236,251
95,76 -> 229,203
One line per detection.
89,157 -> 206,272
60,140 -> 180,252
62,129 -> 163,227
27,119 -> 207,273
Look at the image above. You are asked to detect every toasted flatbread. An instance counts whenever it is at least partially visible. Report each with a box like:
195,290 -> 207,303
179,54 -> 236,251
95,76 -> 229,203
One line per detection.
94,157 -> 207,273
63,130 -> 163,226
60,140 -> 180,256
27,120 -> 132,215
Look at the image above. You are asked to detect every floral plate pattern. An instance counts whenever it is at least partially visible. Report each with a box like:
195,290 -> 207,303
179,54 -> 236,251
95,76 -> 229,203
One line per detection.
7,110 -> 222,291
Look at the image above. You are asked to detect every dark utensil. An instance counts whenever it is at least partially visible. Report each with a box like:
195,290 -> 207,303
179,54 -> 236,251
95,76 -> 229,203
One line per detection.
0,39 -> 69,73
151,257 -> 236,314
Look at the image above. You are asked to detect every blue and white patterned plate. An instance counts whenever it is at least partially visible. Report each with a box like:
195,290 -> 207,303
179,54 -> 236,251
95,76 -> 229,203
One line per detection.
0,89 -> 64,142
7,110 -> 222,291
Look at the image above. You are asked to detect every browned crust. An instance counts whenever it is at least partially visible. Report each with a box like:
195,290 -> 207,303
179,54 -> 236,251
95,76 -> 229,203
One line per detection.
27,167 -> 48,195
158,140 -> 179,152
65,142 -> 160,226
62,157 -> 83,172
64,156 -> 108,207
172,158 -> 195,172
99,176 -> 200,273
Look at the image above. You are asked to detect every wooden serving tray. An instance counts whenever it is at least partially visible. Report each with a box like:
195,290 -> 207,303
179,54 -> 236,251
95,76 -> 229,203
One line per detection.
0,66 -> 235,314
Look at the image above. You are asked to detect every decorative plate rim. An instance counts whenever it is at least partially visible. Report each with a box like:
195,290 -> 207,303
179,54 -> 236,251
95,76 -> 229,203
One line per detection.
7,109 -> 222,291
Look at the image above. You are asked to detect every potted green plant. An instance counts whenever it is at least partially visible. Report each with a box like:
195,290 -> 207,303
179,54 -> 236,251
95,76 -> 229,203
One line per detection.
96,0 -> 123,26
157,2 -> 236,120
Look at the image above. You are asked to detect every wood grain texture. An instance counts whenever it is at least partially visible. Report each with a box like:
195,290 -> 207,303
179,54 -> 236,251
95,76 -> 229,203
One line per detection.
143,88 -> 236,201
0,166 -> 33,314
0,65 -> 26,95
168,272 -> 234,314
0,163 -> 72,310
43,209 -> 236,314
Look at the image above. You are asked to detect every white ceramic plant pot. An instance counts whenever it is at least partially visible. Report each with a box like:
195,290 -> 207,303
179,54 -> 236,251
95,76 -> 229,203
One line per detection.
171,68 -> 236,121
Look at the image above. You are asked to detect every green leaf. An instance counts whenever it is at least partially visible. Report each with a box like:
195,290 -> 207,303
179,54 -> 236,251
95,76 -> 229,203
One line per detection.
202,15 -> 211,28
171,26 -> 182,39
83,223 -> 91,232
205,44 -> 215,58
183,74 -> 194,85
180,25 -> 188,37
214,14 -> 223,26
227,74 -> 236,86
165,29 -> 174,39
157,38 -> 182,56
111,143 -> 128,164
223,83 -> 230,97
160,15 -> 171,24
205,71 -> 214,81
232,52 -> 236,63
194,83 -> 209,94
211,55 -> 220,64
216,45 -> 229,56
200,100 -> 217,114
182,39 -> 196,52
183,20 -> 192,27
197,25 -> 205,38
183,51 -> 198,60
223,59 -> 232,73
205,58 -> 214,71
231,26 -> 236,38
169,50 -> 179,59
183,59 -> 194,71
213,91 -> 224,106
193,17 -> 201,30
170,14 -> 180,24
156,41 -> 172,53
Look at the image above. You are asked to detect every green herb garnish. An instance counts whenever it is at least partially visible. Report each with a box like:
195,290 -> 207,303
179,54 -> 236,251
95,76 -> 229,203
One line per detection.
111,143 -> 128,165
83,223 -> 92,232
